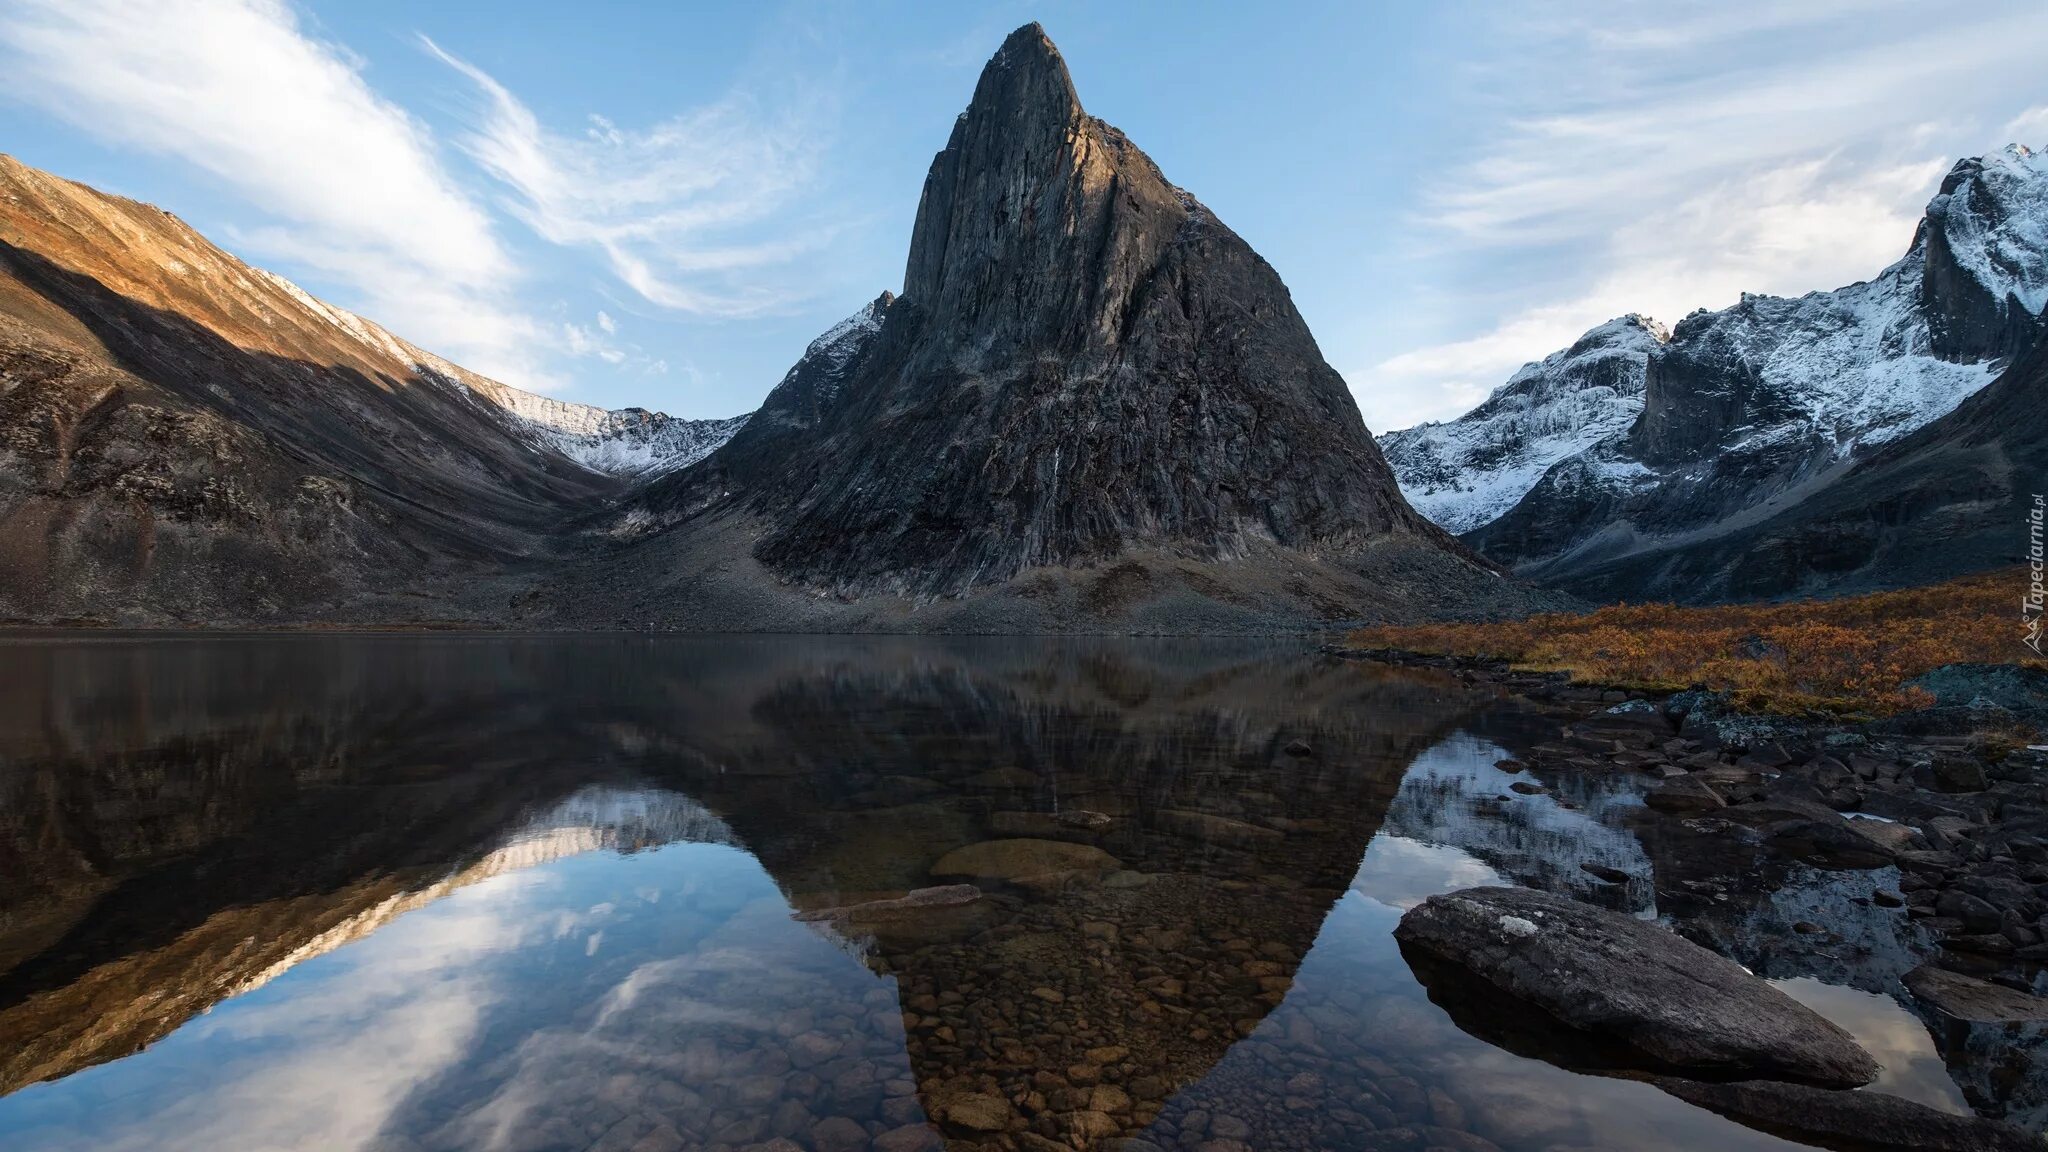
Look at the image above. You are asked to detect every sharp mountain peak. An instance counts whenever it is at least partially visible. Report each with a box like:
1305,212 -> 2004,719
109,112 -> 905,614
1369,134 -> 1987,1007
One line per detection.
0,25 -> 1558,631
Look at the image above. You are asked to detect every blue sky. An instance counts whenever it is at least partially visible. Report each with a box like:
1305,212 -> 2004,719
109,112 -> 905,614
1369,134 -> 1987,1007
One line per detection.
2,1 -> 2044,431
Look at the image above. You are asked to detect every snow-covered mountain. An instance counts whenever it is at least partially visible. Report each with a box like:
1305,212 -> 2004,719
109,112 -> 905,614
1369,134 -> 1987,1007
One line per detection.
1378,315 -> 1666,533
472,384 -> 747,478
1381,144 -> 2048,598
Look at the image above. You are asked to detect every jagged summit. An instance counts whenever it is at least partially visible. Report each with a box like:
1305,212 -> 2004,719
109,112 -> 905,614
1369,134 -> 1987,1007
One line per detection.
902,22 -> 1089,311
598,24 -> 1518,628
737,291 -> 894,437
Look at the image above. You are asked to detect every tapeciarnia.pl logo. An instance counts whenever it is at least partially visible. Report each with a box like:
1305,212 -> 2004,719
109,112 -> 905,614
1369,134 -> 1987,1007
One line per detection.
2028,494 -> 2046,655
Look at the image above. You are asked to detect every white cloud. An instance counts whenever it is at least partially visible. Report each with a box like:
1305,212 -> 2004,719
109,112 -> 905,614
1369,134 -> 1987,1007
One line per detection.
424,37 -> 831,318
0,0 -> 565,389
1356,0 -> 2048,433
596,309 -> 617,334
2008,105 -> 2048,145
560,321 -> 617,361
1372,156 -> 1944,424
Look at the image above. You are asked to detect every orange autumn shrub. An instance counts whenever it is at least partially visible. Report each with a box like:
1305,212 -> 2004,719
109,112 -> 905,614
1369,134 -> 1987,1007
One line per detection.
1350,569 -> 2042,716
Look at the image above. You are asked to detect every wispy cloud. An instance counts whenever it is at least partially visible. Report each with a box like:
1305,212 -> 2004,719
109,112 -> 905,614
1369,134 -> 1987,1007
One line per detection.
0,0 -> 566,388
424,36 -> 833,319
1358,0 -> 2048,431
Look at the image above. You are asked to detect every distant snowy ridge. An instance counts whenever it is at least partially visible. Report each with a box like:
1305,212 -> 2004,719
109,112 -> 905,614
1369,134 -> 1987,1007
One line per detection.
1378,315 -> 1666,533
1381,143 -> 2048,539
475,384 -> 748,478
248,265 -> 745,479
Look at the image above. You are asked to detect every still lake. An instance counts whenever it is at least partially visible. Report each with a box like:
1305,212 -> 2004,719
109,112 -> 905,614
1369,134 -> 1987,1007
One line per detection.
0,635 -> 1973,1151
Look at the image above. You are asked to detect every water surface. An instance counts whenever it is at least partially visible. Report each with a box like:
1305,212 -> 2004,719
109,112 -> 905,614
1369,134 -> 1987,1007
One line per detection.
0,636 -> 1977,1150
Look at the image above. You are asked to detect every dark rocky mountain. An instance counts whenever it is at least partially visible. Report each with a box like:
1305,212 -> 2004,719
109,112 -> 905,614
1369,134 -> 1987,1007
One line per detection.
553,24 -> 1542,631
1383,144 -> 2047,602
0,153 -> 740,626
0,25 -> 1562,632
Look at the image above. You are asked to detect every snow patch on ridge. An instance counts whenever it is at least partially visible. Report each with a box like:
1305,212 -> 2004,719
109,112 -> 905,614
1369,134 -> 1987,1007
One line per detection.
801,297 -> 887,405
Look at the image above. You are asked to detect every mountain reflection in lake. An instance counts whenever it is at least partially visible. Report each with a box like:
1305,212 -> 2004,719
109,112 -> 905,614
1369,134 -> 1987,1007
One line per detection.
0,636 -> 1971,1150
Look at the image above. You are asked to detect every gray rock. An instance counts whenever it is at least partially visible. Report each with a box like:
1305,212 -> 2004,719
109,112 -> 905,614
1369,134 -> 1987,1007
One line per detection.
1645,774 -> 1726,814
1652,1077 -> 2041,1152
1909,664 -> 2048,726
1905,964 -> 2048,1023
1394,886 -> 1878,1087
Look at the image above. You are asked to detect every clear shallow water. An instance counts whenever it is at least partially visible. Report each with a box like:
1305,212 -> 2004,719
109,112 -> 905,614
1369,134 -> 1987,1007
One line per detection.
0,636 -> 1975,1150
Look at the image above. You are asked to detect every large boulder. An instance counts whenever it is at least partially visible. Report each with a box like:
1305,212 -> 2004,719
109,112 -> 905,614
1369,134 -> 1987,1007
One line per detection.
1394,886 -> 1877,1087
1653,1077 -> 2041,1152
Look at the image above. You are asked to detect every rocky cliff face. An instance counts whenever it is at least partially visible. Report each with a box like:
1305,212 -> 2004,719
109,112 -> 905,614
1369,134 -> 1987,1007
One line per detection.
601,24 -> 1506,627
1385,144 -> 2047,599
0,153 -> 737,625
1922,148 -> 2048,361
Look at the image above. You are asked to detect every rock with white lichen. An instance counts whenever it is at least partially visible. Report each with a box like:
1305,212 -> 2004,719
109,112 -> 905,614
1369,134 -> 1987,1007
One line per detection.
1394,886 -> 1879,1087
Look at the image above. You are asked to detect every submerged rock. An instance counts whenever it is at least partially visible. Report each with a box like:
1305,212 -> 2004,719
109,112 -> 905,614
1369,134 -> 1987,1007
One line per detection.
1652,1077 -> 2040,1152
929,838 -> 1120,889
1394,887 -> 1878,1087
1154,809 -> 1283,847
935,1092 -> 1013,1133
792,884 -> 987,939
989,809 -> 1112,838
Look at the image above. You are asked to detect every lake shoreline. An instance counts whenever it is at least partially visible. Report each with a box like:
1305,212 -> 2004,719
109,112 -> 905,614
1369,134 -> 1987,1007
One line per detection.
1326,641 -> 2048,1131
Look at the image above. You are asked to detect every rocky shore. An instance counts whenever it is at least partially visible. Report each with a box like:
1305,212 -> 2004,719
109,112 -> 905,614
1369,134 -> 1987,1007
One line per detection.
1331,643 -> 2048,1138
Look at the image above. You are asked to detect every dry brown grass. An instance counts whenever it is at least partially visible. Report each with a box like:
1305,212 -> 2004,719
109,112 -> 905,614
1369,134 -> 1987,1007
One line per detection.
1350,569 -> 2042,716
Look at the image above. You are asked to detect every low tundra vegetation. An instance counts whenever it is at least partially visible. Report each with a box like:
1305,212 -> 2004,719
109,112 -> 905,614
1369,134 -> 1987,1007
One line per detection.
1351,570 -> 2041,716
